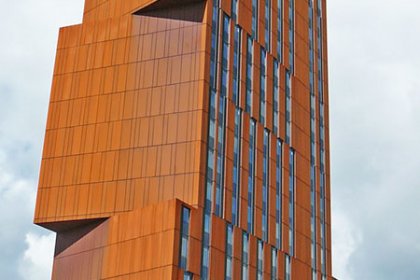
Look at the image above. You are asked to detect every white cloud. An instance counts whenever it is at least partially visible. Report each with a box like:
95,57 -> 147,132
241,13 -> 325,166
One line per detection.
19,232 -> 55,280
0,158 -> 41,279
0,151 -> 35,241
329,0 -> 420,279
0,0 -> 84,278
332,208 -> 362,280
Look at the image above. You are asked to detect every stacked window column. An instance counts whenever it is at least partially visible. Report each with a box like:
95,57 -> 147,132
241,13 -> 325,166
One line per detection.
202,0 -> 220,277
316,0 -> 327,278
309,0 -> 317,279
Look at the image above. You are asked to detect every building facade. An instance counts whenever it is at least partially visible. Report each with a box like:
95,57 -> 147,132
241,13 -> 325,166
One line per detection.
34,0 -> 332,279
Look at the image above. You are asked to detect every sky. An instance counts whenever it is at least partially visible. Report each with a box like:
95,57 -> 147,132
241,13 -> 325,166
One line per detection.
0,0 -> 419,279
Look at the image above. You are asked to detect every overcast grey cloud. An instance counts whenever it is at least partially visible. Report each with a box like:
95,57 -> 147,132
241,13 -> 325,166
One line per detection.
1,0 -> 420,279
329,0 -> 420,279
0,0 -> 84,279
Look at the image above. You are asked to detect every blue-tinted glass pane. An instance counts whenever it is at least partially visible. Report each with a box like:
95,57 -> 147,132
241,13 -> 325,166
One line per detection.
247,120 -> 256,233
246,36 -> 253,113
288,150 -> 295,256
271,248 -> 277,280
260,49 -> 267,124
252,0 -> 258,39
277,0 -> 283,60
242,232 -> 249,280
179,207 -> 190,270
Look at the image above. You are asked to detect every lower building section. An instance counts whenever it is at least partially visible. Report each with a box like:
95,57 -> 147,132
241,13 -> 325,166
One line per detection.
42,197 -> 328,279
46,199 -> 187,279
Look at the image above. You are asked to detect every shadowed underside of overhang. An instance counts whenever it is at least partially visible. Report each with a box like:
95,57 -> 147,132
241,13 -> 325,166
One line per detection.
135,0 -> 204,14
134,0 -> 206,22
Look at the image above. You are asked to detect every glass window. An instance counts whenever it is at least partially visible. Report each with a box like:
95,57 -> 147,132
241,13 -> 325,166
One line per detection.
316,0 -> 324,103
288,149 -> 295,256
262,129 -> 269,242
288,0 -> 294,72
232,108 -> 242,226
215,94 -> 226,217
232,0 -> 239,22
242,232 -> 249,280
275,139 -> 282,249
221,14 -> 230,98
308,1 -> 317,277
233,26 -> 242,105
316,0 -> 327,276
273,59 -> 280,135
277,0 -> 283,60
271,247 -> 278,280
252,0 -> 258,39
215,14 -> 230,218
246,36 -> 253,113
265,0 -> 271,51
285,254 -> 291,280
202,2 -> 220,276
320,171 -> 327,276
179,207 -> 191,270
201,213 -> 211,279
285,70 -> 292,144
260,48 -> 267,124
247,119 -> 256,234
209,1 -> 220,88
226,224 -> 234,280
257,240 -> 264,280
184,272 -> 193,280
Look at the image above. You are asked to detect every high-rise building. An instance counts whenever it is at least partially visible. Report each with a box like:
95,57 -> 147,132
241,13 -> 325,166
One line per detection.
34,0 -> 333,279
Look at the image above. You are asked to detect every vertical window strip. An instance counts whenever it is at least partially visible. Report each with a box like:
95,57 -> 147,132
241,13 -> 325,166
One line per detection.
232,108 -> 242,226
316,0 -> 324,103
221,14 -> 230,98
257,240 -> 264,280
180,207 -> 191,276
285,254 -> 291,280
215,14 -> 230,218
271,247 -> 278,280
215,94 -> 227,217
265,0 -> 271,51
288,0 -> 294,72
202,1 -> 220,278
209,2 -> 220,89
260,48 -> 267,124
262,130 -> 270,242
275,139 -> 282,249
287,0 -> 295,147
206,92 -> 217,213
226,224 -> 234,280
247,119 -> 256,234
288,149 -> 295,256
277,0 -> 283,61
246,36 -> 253,113
285,70 -> 292,144
201,213 -> 211,279
308,0 -> 317,278
242,232 -> 250,280
252,0 -> 258,39
232,0 -> 239,22
273,59 -> 279,135
233,26 -> 242,106
316,0 -> 327,276
321,173 -> 327,274
310,165 -> 317,275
